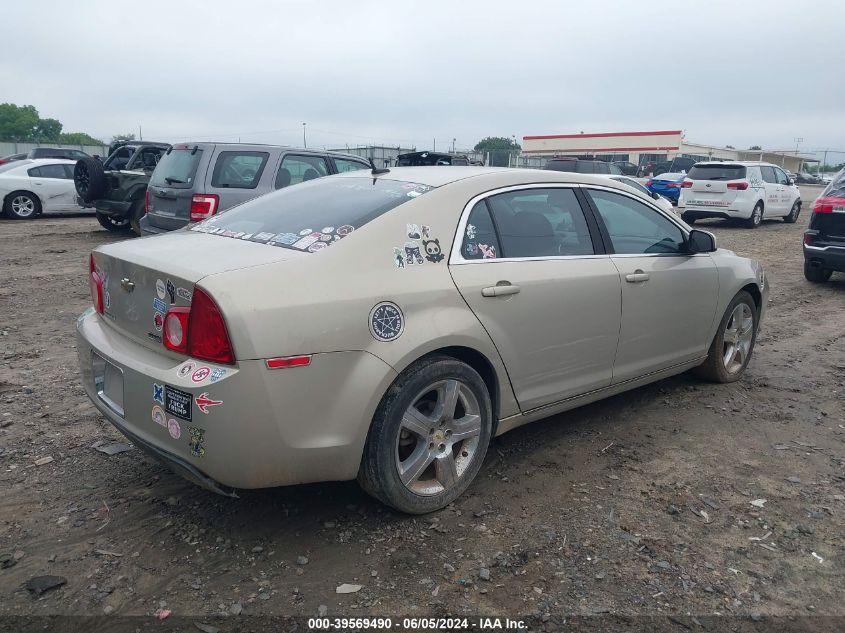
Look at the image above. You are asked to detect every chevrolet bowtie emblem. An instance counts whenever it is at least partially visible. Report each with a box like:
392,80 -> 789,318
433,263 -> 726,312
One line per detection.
120,278 -> 135,292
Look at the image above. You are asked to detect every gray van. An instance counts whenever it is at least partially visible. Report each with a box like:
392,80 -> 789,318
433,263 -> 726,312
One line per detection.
140,143 -> 371,235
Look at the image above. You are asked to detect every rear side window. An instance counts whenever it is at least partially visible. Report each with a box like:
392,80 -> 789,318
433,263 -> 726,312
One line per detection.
334,157 -> 369,173
277,154 -> 329,189
28,164 -> 69,178
588,189 -> 684,255
462,201 -> 501,260
193,177 -> 434,252
687,164 -> 747,181
150,149 -> 204,188
211,151 -> 268,189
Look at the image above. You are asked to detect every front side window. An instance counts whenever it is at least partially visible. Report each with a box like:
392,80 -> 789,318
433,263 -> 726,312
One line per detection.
462,201 -> 501,260
334,157 -> 369,173
211,151 -> 269,189
759,166 -> 777,183
774,168 -> 789,185
588,189 -> 685,255
277,155 -> 329,188
487,188 -> 595,257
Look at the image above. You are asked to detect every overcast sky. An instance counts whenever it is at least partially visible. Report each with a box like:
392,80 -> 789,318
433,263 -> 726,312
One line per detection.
2,0 -> 843,158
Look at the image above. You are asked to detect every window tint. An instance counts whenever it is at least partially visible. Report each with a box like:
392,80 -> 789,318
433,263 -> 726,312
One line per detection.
211,151 -> 269,189
333,157 -> 369,173
29,164 -> 68,179
687,164 -> 747,181
192,177 -> 434,252
759,166 -> 777,183
277,154 -> 329,189
774,168 -> 789,185
462,201 -> 501,260
588,189 -> 685,255
151,148 -> 204,188
487,188 -> 594,258
613,177 -> 649,196
27,167 -> 41,177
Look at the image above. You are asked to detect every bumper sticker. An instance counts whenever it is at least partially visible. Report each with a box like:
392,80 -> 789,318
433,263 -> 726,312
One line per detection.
176,361 -> 196,379
153,383 -> 164,405
176,287 -> 192,302
209,368 -> 226,383
153,312 -> 164,331
165,385 -> 192,421
423,238 -> 444,263
155,279 -> 166,300
191,367 -> 211,383
369,302 -> 404,342
166,280 -> 176,304
152,405 -> 166,427
188,426 -> 205,458
153,297 -> 167,313
167,418 -> 181,440
195,392 -> 222,414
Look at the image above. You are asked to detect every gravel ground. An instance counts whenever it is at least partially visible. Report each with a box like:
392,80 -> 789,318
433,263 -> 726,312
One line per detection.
0,186 -> 843,631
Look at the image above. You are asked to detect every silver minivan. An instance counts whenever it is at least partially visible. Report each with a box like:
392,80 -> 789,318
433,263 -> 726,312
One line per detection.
140,143 -> 370,235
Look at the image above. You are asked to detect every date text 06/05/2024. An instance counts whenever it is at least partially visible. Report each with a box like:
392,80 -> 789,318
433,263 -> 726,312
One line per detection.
307,617 -> 527,630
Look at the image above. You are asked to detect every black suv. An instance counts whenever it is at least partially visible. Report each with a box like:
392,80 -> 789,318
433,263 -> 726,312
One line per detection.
803,168 -> 845,282
544,157 -> 622,174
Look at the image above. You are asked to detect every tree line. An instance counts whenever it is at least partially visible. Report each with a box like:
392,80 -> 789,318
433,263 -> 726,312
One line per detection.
0,103 -> 104,146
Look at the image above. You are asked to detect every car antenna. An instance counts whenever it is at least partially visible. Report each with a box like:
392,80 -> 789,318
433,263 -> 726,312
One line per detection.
369,158 -> 390,175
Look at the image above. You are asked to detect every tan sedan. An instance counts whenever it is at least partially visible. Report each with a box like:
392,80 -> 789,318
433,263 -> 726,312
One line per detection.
76,167 -> 768,513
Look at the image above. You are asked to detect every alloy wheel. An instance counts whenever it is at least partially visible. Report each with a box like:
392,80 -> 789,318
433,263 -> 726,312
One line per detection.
11,195 -> 36,218
395,379 -> 482,496
722,303 -> 754,374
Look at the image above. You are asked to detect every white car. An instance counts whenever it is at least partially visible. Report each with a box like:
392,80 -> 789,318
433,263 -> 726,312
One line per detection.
679,161 -> 801,228
607,175 -> 678,216
0,158 -> 89,219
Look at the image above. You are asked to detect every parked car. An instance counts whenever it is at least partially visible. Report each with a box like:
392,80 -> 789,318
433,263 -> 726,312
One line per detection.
544,157 -> 622,174
646,172 -> 686,205
396,151 -> 470,166
74,141 -> 171,234
0,159 -> 89,219
612,161 -> 639,176
679,161 -> 801,228
608,175 -> 677,215
642,156 -> 697,178
795,172 -> 822,185
77,167 -> 767,513
0,153 -> 26,166
141,144 -> 371,236
803,168 -> 845,282
27,147 -> 91,161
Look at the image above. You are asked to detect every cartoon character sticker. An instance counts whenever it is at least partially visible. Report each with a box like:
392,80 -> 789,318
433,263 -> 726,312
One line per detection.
404,241 -> 424,265
466,224 -> 477,239
393,247 -> 405,269
421,225 -> 431,239
423,238 -> 444,263
188,426 -> 205,458
407,224 -> 421,240
478,243 -> 497,259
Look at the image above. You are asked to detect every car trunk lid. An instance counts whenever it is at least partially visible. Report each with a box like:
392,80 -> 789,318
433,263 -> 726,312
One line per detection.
145,145 -> 209,232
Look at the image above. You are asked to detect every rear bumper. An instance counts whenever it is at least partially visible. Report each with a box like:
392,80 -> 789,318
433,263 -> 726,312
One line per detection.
140,213 -> 190,235
91,199 -> 132,216
804,242 -> 845,272
681,208 -> 750,221
138,215 -> 171,235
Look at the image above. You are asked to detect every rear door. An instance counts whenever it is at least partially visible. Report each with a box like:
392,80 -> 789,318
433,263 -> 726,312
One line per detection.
584,187 -> 718,382
207,149 -> 273,211
27,163 -> 76,211
145,145 -> 209,231
449,186 -> 621,411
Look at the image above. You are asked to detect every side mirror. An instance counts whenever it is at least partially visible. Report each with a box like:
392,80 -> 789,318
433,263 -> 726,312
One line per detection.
788,178 -> 795,186
687,229 -> 717,254
652,191 -> 661,200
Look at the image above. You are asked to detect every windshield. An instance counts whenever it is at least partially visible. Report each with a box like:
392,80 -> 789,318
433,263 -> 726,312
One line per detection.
687,164 -> 747,181
150,148 -> 203,188
192,176 -> 435,252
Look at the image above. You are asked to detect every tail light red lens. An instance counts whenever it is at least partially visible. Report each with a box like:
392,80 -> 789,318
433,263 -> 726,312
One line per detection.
144,188 -> 151,214
190,194 -> 220,222
162,287 -> 234,364
89,254 -> 104,314
812,196 -> 845,213
646,180 -> 653,187
727,182 -> 749,190
666,183 -> 680,188
681,180 -> 693,188
163,307 -> 190,354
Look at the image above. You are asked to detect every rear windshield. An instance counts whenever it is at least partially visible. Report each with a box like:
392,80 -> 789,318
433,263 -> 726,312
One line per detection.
544,159 -> 576,172
0,160 -> 30,174
191,177 -> 434,252
687,164 -> 747,181
822,170 -> 845,198
150,148 -> 204,188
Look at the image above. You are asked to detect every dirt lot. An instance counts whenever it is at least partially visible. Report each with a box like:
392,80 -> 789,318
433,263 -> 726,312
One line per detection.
0,187 -> 843,631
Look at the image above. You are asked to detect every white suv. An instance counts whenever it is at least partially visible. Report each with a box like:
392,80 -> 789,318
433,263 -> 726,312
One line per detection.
679,161 -> 801,228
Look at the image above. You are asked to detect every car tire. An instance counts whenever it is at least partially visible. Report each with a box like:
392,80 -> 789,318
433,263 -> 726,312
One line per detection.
74,157 -> 107,202
358,355 -> 493,514
694,291 -> 758,383
3,191 -> 41,219
95,210 -> 131,232
681,212 -> 696,224
128,199 -> 145,236
783,201 -> 800,224
744,202 -> 763,229
803,261 -> 832,283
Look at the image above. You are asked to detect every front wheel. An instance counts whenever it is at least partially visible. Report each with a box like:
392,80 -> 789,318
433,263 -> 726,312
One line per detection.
358,356 -> 493,514
783,201 -> 800,224
804,261 -> 832,283
744,203 -> 763,229
694,291 -> 758,383
95,210 -> 131,232
3,191 -> 41,219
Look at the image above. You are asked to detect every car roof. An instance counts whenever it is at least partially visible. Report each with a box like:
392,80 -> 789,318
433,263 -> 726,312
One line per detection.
20,158 -> 78,165
168,142 -> 368,162
694,160 -> 780,168
333,165 -> 651,190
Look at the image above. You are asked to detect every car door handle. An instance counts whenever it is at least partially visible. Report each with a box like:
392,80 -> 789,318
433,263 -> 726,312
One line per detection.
482,284 -> 521,297
625,270 -> 650,283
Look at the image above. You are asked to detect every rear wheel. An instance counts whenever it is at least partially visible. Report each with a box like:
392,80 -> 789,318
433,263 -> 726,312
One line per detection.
694,291 -> 758,383
358,356 -> 492,514
681,212 -> 696,224
783,201 -> 800,224
3,191 -> 41,219
95,210 -> 131,232
744,202 -> 763,229
804,261 -> 832,283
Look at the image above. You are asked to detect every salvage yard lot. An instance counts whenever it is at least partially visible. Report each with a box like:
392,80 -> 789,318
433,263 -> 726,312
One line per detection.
0,185 -> 843,624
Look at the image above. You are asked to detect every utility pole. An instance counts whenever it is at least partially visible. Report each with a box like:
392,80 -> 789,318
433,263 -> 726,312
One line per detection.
139,125 -> 142,141
791,137 -> 802,168
452,138 -> 456,153
302,122 -> 307,148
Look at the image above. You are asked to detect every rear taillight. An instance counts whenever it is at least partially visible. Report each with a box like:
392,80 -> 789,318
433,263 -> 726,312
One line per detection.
144,188 -> 151,214
89,254 -> 104,314
163,287 -> 234,364
812,196 -> 845,213
727,182 -> 749,190
681,180 -> 693,188
646,180 -> 654,187
190,194 -> 220,222
666,183 -> 680,189
803,231 -> 816,245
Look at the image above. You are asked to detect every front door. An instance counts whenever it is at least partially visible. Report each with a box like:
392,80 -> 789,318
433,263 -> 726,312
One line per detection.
759,166 -> 784,216
584,187 -> 719,382
449,187 -> 622,412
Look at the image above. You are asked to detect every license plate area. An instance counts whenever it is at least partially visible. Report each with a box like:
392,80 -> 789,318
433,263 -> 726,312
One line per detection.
92,352 -> 124,417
